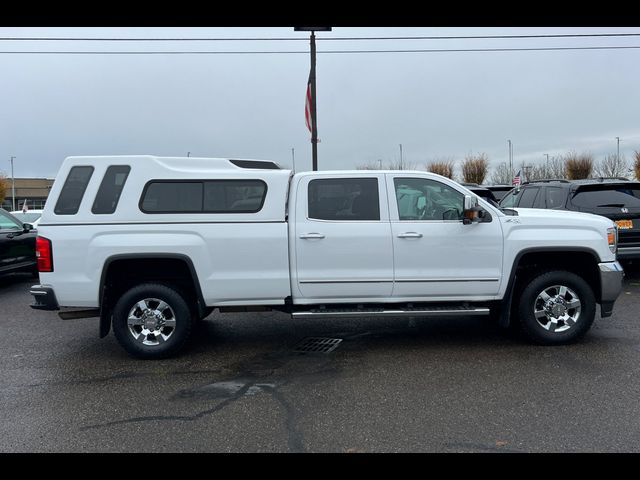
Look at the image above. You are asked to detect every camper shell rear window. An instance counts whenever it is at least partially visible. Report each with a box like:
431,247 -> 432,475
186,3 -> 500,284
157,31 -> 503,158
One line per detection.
139,179 -> 268,214
54,166 -> 94,215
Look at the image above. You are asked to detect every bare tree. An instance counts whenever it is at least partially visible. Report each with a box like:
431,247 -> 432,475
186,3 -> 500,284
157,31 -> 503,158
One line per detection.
357,159 -> 417,170
462,153 -> 489,184
490,162 -> 512,185
527,156 -> 566,181
426,158 -> 455,179
594,154 -> 630,179
356,162 -> 379,170
386,159 -> 417,171
0,172 -> 8,206
635,150 -> 640,180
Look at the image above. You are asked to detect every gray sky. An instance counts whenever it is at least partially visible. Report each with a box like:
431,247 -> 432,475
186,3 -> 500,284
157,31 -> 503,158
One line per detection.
2,26 -> 640,179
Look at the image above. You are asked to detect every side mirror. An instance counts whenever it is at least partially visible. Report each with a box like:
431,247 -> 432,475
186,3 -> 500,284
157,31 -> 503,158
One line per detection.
463,195 -> 482,225
463,195 -> 477,211
23,223 -> 34,232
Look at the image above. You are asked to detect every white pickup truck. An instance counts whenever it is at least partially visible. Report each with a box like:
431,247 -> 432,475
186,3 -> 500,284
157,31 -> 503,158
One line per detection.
30,156 -> 624,358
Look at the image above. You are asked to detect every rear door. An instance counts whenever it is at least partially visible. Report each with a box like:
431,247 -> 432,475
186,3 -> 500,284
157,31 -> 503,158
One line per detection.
292,173 -> 394,301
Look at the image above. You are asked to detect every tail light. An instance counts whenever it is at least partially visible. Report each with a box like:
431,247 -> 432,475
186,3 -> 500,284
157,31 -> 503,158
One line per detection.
36,236 -> 53,272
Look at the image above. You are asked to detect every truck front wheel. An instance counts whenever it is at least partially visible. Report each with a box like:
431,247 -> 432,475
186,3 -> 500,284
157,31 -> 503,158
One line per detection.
517,270 -> 596,345
112,283 -> 194,359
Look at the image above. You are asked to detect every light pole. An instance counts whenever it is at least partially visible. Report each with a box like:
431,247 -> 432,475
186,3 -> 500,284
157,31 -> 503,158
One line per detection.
9,156 -> 16,211
508,140 -> 513,181
295,27 -> 332,171
616,137 -> 620,162
187,152 -> 191,157
399,144 -> 403,170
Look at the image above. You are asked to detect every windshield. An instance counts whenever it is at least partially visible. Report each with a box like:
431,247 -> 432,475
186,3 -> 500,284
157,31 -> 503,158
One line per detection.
10,212 -> 42,223
499,189 -> 520,208
571,186 -> 640,209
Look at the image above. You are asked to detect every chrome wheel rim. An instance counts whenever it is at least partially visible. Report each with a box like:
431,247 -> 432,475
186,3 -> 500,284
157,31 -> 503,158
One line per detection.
127,298 -> 177,346
534,285 -> 581,333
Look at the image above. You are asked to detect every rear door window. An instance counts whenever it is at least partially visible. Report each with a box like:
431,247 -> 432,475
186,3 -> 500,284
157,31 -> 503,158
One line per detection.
308,178 -> 380,221
517,187 -> 540,208
545,187 -> 566,209
54,166 -> 94,215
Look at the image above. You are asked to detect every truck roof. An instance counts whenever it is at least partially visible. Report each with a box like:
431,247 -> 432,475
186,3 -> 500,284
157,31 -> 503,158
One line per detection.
64,155 -> 287,172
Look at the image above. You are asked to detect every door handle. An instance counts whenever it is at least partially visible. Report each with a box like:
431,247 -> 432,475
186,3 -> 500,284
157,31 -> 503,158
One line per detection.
397,232 -> 423,238
299,233 -> 326,239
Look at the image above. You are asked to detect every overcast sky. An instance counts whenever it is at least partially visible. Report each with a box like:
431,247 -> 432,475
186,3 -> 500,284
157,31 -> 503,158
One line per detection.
1,26 -> 640,180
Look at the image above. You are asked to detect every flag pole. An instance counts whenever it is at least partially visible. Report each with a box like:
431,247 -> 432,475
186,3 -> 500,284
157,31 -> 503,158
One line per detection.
310,31 -> 318,171
295,27 -> 331,172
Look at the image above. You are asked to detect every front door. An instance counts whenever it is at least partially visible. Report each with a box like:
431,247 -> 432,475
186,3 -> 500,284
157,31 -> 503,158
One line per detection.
292,174 -> 394,301
387,174 -> 504,299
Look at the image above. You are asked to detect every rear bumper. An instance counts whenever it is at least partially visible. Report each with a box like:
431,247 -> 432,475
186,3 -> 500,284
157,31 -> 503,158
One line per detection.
598,261 -> 624,317
29,284 -> 59,310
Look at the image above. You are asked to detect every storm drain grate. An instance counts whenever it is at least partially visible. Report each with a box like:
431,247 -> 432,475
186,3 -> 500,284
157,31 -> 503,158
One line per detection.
293,337 -> 343,354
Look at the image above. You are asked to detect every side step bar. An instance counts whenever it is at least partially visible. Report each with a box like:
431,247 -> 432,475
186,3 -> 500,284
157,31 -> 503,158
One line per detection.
292,306 -> 490,319
58,308 -> 101,320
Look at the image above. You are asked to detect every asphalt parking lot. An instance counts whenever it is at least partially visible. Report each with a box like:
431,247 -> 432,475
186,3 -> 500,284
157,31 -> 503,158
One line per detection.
1,265 -> 640,452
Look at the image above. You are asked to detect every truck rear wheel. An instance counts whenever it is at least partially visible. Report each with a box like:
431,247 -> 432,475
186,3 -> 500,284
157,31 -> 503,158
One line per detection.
112,283 -> 194,359
517,270 -> 596,345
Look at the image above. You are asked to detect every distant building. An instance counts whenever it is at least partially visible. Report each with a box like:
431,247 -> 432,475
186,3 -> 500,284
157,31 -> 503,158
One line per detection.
1,177 -> 55,211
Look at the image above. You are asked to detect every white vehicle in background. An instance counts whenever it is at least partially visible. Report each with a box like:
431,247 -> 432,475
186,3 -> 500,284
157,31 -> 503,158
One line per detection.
10,209 -> 44,229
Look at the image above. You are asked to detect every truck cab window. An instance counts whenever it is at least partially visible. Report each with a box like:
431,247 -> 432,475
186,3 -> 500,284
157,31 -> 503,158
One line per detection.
308,178 -> 380,221
394,177 -> 463,221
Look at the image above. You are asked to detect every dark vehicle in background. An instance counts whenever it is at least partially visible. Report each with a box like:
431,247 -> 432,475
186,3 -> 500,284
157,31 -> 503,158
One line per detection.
485,185 -> 513,202
0,209 -> 37,276
499,178 -> 640,260
461,183 -> 499,207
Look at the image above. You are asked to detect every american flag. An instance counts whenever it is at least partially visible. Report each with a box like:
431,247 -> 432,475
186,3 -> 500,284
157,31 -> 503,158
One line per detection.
512,170 -> 522,186
305,72 -> 313,134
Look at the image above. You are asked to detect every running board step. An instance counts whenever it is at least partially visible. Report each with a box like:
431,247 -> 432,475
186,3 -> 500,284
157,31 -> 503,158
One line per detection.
292,306 -> 490,319
58,308 -> 100,320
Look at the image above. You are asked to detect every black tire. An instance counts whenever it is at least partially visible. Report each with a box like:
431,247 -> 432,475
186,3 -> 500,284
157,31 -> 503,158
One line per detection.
112,283 -> 194,359
517,270 -> 596,345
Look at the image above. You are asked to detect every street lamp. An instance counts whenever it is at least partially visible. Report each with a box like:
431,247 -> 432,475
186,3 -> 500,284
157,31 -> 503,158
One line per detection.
9,156 -> 16,211
294,27 -> 332,171
616,137 -> 620,162
507,140 -> 513,180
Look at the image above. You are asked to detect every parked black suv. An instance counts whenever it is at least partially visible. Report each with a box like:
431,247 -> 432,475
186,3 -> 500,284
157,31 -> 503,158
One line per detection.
0,208 -> 37,276
499,178 -> 640,260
